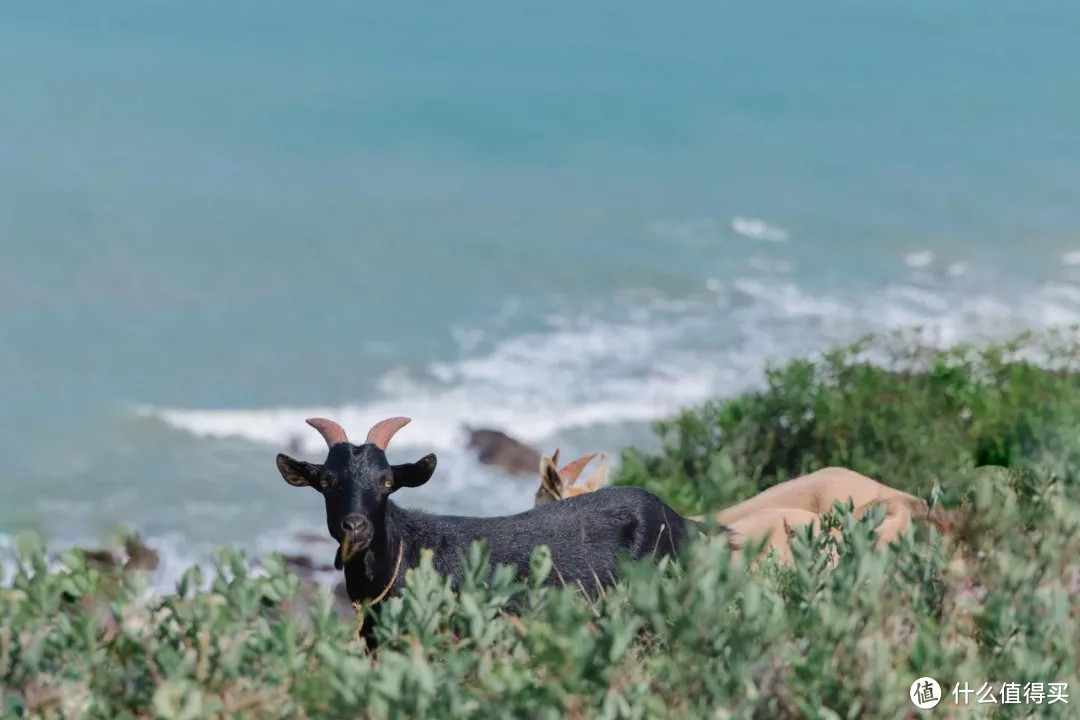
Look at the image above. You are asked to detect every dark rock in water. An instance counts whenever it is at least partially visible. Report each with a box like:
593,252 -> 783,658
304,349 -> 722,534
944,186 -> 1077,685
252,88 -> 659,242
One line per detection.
82,549 -> 122,573
122,536 -> 159,573
75,535 -> 158,575
464,426 -> 542,476
283,553 -> 317,571
295,532 -> 333,545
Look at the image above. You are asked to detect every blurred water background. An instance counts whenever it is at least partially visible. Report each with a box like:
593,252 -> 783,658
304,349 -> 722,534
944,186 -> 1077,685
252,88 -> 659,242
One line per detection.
2,0 -> 1078,586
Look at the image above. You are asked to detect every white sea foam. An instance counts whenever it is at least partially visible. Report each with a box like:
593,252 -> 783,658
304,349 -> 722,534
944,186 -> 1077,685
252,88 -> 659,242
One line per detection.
0,534 -> 15,588
732,279 -> 855,321
146,274 -> 1080,464
143,310 -> 737,457
947,262 -> 968,277
731,217 -> 789,242
904,251 -> 935,268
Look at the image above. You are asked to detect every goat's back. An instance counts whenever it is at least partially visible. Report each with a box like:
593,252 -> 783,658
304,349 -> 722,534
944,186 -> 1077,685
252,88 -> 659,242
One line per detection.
713,467 -> 925,525
408,485 -> 691,596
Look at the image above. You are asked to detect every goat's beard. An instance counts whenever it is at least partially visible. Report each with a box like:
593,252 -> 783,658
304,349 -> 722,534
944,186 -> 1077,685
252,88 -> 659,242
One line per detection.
334,533 -> 374,570
338,536 -> 360,567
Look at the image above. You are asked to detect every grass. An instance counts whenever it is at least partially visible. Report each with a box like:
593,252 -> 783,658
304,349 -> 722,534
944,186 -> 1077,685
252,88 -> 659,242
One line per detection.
3,327 -> 1080,719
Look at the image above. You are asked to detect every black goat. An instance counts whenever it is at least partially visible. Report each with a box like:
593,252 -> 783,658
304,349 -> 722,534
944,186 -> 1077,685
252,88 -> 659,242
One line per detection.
275,417 -> 719,618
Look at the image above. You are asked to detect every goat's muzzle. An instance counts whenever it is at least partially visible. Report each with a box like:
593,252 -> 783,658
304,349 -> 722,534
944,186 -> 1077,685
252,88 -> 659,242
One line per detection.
339,515 -> 373,565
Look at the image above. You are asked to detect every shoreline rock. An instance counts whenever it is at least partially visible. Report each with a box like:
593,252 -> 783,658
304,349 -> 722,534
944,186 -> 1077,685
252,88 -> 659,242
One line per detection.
58,534 -> 356,623
75,534 -> 160,575
464,425 -> 543,476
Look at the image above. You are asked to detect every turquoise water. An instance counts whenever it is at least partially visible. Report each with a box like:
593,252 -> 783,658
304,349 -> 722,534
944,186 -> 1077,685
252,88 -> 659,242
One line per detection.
2,1 -> 1079,584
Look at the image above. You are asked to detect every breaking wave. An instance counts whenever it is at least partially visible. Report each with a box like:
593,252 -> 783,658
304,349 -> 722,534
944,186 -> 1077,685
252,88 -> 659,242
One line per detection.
145,270 -> 1080,458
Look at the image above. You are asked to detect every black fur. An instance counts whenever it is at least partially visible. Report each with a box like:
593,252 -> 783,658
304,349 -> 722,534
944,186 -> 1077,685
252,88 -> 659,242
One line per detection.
276,436 -> 724,633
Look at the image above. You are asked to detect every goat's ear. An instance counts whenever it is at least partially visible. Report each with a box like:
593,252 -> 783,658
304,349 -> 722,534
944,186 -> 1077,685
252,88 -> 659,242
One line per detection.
581,453 -> 610,491
539,456 -> 565,501
558,452 -> 598,485
276,453 -> 320,487
390,453 -> 437,490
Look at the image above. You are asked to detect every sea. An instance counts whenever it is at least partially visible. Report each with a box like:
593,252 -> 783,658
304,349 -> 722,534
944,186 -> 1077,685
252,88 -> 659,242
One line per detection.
2,0 -> 1079,590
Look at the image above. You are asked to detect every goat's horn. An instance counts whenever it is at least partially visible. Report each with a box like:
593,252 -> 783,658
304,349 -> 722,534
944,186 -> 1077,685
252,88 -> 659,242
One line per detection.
306,418 -> 349,449
558,452 -> 598,485
366,416 -> 412,451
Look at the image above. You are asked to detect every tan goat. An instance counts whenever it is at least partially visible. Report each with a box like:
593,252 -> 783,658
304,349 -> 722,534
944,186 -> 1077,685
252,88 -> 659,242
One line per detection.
535,452 -> 948,566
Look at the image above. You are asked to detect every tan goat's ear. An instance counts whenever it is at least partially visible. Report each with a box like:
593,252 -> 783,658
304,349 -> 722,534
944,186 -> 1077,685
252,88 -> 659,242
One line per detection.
581,453 -> 610,491
539,455 -> 565,501
558,452 -> 598,485
551,449 -> 561,469
538,453 -> 554,478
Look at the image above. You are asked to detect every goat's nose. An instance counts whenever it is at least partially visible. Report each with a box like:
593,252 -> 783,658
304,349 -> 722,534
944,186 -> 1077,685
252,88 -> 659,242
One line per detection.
341,515 -> 370,535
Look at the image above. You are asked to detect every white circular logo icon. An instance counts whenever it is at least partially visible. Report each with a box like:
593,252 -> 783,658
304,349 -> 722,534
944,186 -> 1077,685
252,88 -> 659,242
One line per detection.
910,677 -> 942,709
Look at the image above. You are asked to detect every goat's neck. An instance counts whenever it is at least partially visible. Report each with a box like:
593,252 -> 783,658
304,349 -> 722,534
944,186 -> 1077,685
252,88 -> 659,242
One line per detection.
382,498 -> 413,544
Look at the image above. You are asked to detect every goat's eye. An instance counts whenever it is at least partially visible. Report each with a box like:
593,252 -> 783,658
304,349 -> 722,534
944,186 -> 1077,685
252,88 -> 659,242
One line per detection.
383,478 -> 393,490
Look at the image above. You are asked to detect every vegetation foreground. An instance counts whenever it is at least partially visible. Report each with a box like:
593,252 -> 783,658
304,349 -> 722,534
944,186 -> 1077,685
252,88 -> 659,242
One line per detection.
3,328 -> 1080,719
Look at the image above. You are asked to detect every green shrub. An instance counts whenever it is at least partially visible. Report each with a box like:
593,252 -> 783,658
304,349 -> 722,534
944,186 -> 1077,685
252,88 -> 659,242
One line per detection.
615,327 -> 1080,516
2,329 -> 1079,718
